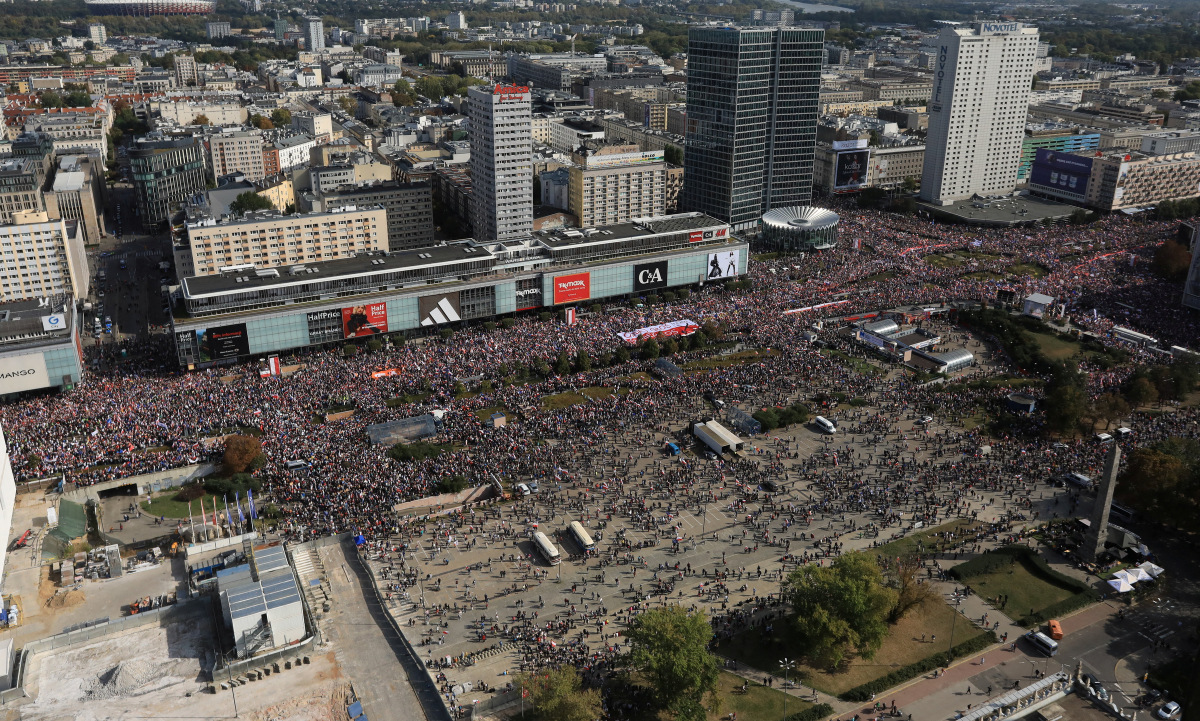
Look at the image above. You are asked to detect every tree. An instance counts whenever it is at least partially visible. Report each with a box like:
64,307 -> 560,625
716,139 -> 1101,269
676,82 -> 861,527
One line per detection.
515,666 -> 602,721
337,95 -> 356,116
574,349 -> 592,373
415,75 -> 444,100
555,350 -> 572,375
222,435 -> 262,474
1153,239 -> 1192,280
1093,393 -> 1130,430
270,108 -> 292,127
640,339 -> 660,360
39,90 -> 63,108
64,90 -> 92,107
664,144 -> 683,166
392,78 -> 416,106
902,176 -> 919,193
782,552 -> 895,670
193,113 -> 211,126
250,114 -> 274,130
886,554 -> 937,624
1118,443 -> 1200,528
625,606 -> 721,721
229,191 -> 273,216
1125,375 -> 1158,409
1045,364 -> 1088,434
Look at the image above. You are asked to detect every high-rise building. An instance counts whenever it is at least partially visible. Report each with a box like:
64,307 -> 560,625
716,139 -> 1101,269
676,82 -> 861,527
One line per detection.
0,211 -> 88,301
206,21 -> 231,39
174,53 -> 199,87
468,84 -> 533,242
568,143 -> 666,227
209,131 -> 266,181
88,23 -> 107,45
446,11 -> 467,29
680,26 -> 825,231
920,22 -> 1040,205
304,17 -> 325,52
129,136 -> 207,229
316,180 -> 435,252
274,18 -> 288,42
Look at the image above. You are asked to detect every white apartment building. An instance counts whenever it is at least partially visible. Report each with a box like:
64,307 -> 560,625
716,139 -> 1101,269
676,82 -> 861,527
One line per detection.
920,22 -> 1040,205
468,84 -> 533,242
0,424 -> 16,588
291,112 -> 333,144
273,135 -> 316,173
88,23 -> 107,45
304,17 -> 325,52
209,131 -> 266,181
174,54 -> 200,88
0,211 -> 87,301
181,206 -> 387,277
568,146 -> 666,227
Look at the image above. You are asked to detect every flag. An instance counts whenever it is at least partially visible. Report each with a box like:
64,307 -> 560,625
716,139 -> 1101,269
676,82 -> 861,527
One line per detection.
224,495 -> 234,529
247,489 -> 258,519
268,354 -> 281,376
235,492 -> 245,525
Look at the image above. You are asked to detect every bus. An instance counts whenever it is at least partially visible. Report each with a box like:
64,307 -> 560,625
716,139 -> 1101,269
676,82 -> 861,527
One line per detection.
813,416 -> 837,435
1026,631 -> 1058,656
533,531 -> 561,565
568,521 -> 596,553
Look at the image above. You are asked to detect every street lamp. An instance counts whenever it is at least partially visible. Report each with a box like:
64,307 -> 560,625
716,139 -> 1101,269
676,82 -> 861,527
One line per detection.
780,657 -> 796,718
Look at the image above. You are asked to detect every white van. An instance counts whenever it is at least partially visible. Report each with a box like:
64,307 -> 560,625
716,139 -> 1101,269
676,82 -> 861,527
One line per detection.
1064,472 -> 1093,489
814,416 -> 836,434
1094,433 -> 1114,444
1115,427 -> 1133,439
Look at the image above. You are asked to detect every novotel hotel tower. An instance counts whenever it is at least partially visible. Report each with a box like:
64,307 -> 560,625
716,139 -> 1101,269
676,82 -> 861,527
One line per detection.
469,84 -> 534,242
920,22 -> 1040,205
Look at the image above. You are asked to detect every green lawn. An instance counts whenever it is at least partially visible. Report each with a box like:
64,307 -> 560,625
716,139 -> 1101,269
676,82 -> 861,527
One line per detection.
822,348 -> 886,377
962,271 -> 1005,282
925,254 -> 965,268
385,391 -> 432,408
1008,263 -> 1050,278
872,518 -> 980,560
141,490 -> 223,519
961,558 -> 1078,618
709,671 -> 813,721
473,405 -> 510,422
1027,332 -> 1080,362
542,391 -> 588,409
717,599 -> 985,696
959,251 -> 1002,262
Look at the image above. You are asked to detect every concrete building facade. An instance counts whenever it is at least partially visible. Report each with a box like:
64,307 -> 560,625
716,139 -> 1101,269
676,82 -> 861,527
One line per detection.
468,84 -> 533,241
567,144 -> 666,227
209,131 -> 266,181
0,211 -> 87,301
316,180 -> 435,251
921,23 -> 1040,204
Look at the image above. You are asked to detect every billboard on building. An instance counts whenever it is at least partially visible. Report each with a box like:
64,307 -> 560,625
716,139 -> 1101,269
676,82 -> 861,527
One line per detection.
1029,149 -> 1093,200
515,281 -> 542,311
306,308 -> 342,344
832,139 -> 869,151
342,302 -> 388,338
553,273 -> 591,303
632,261 -> 668,292
688,227 -> 729,243
195,324 -> 250,362
0,353 -> 50,393
706,250 -> 739,280
834,149 -> 871,190
616,319 -> 699,344
419,292 -> 462,326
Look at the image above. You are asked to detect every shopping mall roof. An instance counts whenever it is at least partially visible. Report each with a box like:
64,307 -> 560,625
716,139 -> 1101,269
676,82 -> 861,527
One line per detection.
534,212 -> 727,249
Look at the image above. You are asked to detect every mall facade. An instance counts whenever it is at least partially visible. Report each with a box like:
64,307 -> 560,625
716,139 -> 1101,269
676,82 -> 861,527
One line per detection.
170,212 -> 747,369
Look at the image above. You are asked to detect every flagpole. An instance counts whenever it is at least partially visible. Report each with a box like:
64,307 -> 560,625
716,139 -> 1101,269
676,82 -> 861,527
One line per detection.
199,496 -> 207,541
188,500 -> 196,545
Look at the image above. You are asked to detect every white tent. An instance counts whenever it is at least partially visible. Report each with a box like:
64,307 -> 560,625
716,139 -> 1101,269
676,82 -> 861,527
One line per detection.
1126,567 -> 1153,582
1107,577 -> 1134,593
1111,569 -> 1138,585
1138,561 -> 1164,578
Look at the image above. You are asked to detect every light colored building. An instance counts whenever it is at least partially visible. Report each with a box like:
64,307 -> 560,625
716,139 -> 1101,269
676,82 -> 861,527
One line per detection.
1141,130 -> 1200,156
304,17 -> 325,52
1028,149 -> 1200,211
291,112 -> 333,144
25,113 -> 108,157
550,117 -> 605,153
45,155 -> 107,246
356,64 -> 403,86
88,24 -> 107,45
174,54 -> 199,88
313,180 -> 434,251
180,205 -> 388,277
1033,78 -> 1101,92
921,22 -> 1040,205
0,211 -> 87,301
209,131 -> 266,181
218,546 -> 305,659
568,143 -> 665,227
272,134 -> 316,173
152,99 -> 248,127
206,21 -> 231,40
0,155 -> 49,225
446,11 -> 468,29
468,84 -> 533,241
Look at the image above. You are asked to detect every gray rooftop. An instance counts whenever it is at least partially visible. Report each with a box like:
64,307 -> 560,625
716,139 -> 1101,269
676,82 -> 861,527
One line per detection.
533,213 -> 727,249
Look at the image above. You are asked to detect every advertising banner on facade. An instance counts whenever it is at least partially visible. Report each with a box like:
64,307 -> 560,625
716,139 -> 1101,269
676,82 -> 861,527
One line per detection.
834,149 -> 871,190
553,273 -> 591,304
688,227 -> 729,243
515,283 -> 542,311
616,319 -> 699,344
706,250 -> 739,280
1029,149 -> 1092,200
305,309 -> 342,345
632,261 -> 668,292
342,302 -> 388,338
0,352 -> 49,393
196,324 -> 250,362
419,292 -> 462,326
832,139 -> 870,151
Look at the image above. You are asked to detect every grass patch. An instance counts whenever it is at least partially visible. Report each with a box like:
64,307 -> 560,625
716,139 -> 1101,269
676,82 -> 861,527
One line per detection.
956,556 -> 1077,618
385,391 -> 432,408
581,386 -> 614,400
872,518 -> 980,560
684,349 -> 780,371
718,599 -> 985,696
1008,263 -> 1050,278
709,671 -> 813,721
473,406 -> 510,422
861,270 -> 897,283
950,546 -> 1098,626
141,490 -> 223,519
822,348 -> 886,377
617,372 -> 655,383
962,271 -> 1005,282
960,251 -> 1002,262
924,254 -> 965,268
1027,332 -> 1080,362
542,391 -> 588,409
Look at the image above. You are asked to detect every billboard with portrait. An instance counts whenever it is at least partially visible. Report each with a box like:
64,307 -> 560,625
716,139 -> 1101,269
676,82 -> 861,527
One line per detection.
834,149 -> 871,190
1029,149 -> 1093,200
706,250 -> 739,280
553,273 -> 591,304
342,302 -> 388,338
195,324 -> 250,362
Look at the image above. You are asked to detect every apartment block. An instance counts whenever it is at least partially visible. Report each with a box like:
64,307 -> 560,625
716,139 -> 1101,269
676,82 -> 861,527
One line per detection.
314,180 -> 435,251
567,143 -> 665,227
44,155 -> 107,246
209,131 -> 266,181
0,211 -> 87,301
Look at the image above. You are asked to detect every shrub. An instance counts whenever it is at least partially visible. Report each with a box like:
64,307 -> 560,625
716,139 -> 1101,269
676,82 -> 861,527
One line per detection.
483,321 -> 497,332
387,441 -> 450,462
204,473 -> 262,498
839,631 -> 997,701
480,379 -> 494,392
782,704 -> 835,721
439,328 -> 454,340
343,344 -> 357,358
437,475 -> 469,494
391,333 -> 406,346
366,339 -> 383,352
662,291 -> 676,303
539,312 -> 552,322
501,318 -> 516,329
677,288 -> 690,301
222,435 -> 262,474
590,304 -> 602,314
646,294 -> 661,305
174,483 -> 207,502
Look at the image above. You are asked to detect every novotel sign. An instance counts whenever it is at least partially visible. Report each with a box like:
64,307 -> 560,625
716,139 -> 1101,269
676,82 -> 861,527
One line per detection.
933,45 -> 949,107
979,22 -> 1019,33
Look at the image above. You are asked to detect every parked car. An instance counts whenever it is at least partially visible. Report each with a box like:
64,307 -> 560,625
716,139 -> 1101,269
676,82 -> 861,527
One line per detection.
915,416 -> 933,425
1155,702 -> 1180,719
515,483 -> 531,497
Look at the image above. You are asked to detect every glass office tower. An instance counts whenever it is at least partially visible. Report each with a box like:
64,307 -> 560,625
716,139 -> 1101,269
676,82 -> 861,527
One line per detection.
681,26 -> 824,231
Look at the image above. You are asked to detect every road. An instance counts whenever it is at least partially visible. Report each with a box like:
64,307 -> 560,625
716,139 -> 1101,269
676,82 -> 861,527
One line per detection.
320,541 -> 445,721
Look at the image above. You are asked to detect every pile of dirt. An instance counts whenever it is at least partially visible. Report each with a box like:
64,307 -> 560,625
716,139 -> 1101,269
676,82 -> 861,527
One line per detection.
84,658 -> 160,699
248,682 -> 353,721
45,589 -> 85,609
